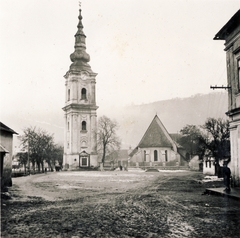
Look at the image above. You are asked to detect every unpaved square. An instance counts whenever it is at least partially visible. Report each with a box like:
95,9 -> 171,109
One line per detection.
1,171 -> 240,237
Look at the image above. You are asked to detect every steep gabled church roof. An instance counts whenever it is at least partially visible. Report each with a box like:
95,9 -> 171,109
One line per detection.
137,115 -> 174,148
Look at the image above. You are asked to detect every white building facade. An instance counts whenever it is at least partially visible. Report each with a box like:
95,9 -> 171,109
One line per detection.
214,10 -> 240,186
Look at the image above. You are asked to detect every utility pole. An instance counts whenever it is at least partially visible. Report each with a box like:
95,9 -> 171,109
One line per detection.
27,140 -> 30,175
210,85 -> 231,90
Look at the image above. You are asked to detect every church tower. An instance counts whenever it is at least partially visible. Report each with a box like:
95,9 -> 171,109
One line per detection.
63,6 -> 98,169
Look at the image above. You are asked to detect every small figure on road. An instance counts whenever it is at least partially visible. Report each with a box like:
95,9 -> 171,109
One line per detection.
119,165 -> 122,171
45,168 -> 47,174
223,161 -> 231,192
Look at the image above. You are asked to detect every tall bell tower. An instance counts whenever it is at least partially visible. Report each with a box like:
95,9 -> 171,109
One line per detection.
62,5 -> 98,169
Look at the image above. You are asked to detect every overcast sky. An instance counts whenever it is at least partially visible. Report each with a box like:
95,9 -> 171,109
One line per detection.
1,0 -> 239,128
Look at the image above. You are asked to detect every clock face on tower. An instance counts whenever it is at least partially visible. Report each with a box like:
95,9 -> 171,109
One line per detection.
80,71 -> 88,80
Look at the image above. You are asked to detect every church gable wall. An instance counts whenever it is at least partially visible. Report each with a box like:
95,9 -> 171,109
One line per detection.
131,147 -> 180,167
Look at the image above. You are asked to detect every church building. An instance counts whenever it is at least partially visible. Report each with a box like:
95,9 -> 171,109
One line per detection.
129,115 -> 186,168
62,6 -> 98,169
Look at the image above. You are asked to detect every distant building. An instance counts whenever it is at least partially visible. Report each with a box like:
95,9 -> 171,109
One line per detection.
189,155 -> 201,171
62,6 -> 98,169
129,115 -> 186,168
105,150 -> 129,169
203,157 -> 215,175
0,122 -> 18,187
214,9 -> 240,186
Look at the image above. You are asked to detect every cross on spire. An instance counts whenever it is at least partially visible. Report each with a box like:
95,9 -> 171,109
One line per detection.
79,1 -> 81,8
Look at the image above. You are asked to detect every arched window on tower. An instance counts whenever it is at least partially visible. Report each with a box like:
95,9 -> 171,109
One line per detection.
82,121 -> 86,131
81,88 -> 87,100
154,150 -> 158,161
68,89 -> 70,101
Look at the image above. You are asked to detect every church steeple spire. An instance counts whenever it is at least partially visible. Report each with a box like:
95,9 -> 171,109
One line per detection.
69,5 -> 92,72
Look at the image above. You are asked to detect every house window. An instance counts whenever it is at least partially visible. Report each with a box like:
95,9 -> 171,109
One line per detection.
238,60 -> 240,91
82,121 -> 86,131
81,88 -> 87,99
154,150 -> 158,161
68,89 -> 70,101
165,150 -> 168,162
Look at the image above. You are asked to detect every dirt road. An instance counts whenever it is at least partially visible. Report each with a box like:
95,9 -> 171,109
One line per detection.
1,170 -> 240,237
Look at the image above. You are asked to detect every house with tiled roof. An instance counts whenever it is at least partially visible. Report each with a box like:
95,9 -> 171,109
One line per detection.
129,115 -> 187,168
0,122 -> 18,188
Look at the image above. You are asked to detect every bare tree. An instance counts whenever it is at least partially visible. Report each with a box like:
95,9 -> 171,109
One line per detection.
97,116 -> 121,167
46,144 -> 64,171
179,125 -> 206,162
15,151 -> 28,174
202,118 -> 230,175
20,127 -> 54,173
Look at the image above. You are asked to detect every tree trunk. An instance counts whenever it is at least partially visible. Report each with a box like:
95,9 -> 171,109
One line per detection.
41,162 -> 44,173
32,162 -> 35,174
24,163 -> 26,175
101,145 -> 106,166
37,162 -> 40,173
48,161 -> 53,171
215,161 -> 221,177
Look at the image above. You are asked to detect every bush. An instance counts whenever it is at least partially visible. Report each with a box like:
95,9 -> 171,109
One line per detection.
1,168 -> 12,188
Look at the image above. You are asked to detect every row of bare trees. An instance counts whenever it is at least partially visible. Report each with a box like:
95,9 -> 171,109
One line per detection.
18,127 -> 63,173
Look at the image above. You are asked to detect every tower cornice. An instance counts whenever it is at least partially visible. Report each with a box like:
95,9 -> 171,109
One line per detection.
62,103 -> 99,112
64,70 -> 98,79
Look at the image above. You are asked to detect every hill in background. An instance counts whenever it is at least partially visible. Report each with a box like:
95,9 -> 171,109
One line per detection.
3,92 -> 228,149
111,92 -> 228,148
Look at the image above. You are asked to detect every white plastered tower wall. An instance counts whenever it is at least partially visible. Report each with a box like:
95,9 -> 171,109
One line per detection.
63,7 -> 98,169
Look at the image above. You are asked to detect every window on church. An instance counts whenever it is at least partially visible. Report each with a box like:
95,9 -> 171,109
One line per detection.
82,121 -> 86,131
238,59 -> 240,91
81,88 -> 87,100
154,150 -> 158,161
144,150 -> 146,161
82,157 -> 88,166
81,141 -> 87,148
165,150 -> 168,162
68,89 -> 70,101
68,122 -> 70,131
